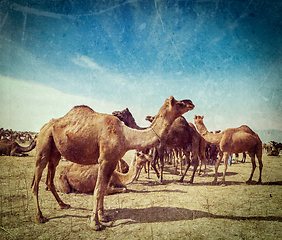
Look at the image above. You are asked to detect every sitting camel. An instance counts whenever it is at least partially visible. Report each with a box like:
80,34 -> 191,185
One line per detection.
0,138 -> 36,156
267,141 -> 282,156
194,115 -> 263,184
31,96 -> 194,230
55,151 -> 150,194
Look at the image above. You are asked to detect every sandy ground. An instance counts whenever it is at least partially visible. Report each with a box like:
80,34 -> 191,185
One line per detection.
0,147 -> 281,240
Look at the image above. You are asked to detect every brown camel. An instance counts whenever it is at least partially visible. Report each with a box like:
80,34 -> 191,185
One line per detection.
112,109 -> 206,180
145,116 -> 206,183
0,138 -> 36,156
266,142 -> 282,156
194,115 -> 263,184
55,151 -> 150,194
31,96 -> 194,230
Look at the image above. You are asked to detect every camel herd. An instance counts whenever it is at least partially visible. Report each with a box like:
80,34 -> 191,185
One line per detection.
0,128 -> 37,156
263,141 -> 282,156
1,96 -> 281,231
0,128 -> 35,143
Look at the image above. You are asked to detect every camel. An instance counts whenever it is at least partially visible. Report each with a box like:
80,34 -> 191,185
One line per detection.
31,96 -> 194,231
145,116 -> 206,183
194,115 -> 263,184
267,142 -> 282,156
113,110 -> 207,181
264,142 -> 273,153
55,151 -> 150,194
0,138 -> 36,156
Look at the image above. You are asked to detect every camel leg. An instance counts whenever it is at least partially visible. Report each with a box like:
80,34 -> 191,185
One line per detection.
90,159 -> 117,231
151,148 -> 160,180
198,154 -> 207,175
202,155 -> 207,175
31,155 -> 49,223
147,160 -> 150,179
255,145 -> 263,184
179,149 -> 184,175
212,151 -> 223,184
257,154 -> 263,184
178,150 -> 191,183
201,142 -> 207,175
106,186 -> 127,195
241,152 -> 246,163
221,152 -> 229,184
246,152 -> 256,184
198,157 -> 202,175
158,150 -> 165,183
45,149 -> 70,209
174,149 -> 179,174
188,151 -> 199,184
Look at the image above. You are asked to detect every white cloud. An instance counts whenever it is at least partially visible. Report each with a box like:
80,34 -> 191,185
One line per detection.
0,75 -> 123,132
72,55 -> 105,72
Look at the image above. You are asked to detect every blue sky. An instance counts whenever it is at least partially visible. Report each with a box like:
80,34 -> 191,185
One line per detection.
0,0 -> 281,139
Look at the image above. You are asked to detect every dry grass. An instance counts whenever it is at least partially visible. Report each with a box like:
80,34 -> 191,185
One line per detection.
0,148 -> 282,239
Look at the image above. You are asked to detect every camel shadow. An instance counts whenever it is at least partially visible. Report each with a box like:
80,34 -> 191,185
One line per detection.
128,189 -> 187,194
186,181 -> 244,186
108,207 -> 282,227
49,206 -> 282,225
262,181 -> 282,185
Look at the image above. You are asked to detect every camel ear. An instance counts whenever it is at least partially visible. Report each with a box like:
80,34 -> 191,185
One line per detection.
201,116 -> 204,119
169,96 -> 176,106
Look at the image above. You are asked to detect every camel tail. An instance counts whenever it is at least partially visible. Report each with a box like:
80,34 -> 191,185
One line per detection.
256,140 -> 263,157
31,174 -> 35,188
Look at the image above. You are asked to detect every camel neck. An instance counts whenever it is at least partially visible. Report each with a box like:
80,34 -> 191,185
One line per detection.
195,122 -> 222,145
123,114 -> 172,150
111,154 -> 141,185
149,127 -> 161,141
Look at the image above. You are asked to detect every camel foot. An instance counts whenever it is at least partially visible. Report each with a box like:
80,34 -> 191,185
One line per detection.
246,180 -> 252,185
256,181 -> 262,185
157,179 -> 164,184
178,178 -> 184,183
89,221 -> 103,231
35,215 -> 48,223
99,214 -> 110,223
59,203 -> 71,209
211,180 -> 218,185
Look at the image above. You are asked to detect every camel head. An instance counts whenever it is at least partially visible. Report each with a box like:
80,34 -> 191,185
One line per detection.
135,151 -> 151,166
154,96 -> 194,124
194,115 -> 204,125
145,115 -> 155,123
112,108 -> 132,127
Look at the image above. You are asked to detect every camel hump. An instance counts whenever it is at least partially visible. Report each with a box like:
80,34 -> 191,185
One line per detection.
72,105 -> 95,112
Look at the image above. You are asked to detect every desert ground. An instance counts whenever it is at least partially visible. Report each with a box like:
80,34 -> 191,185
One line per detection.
0,145 -> 282,240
